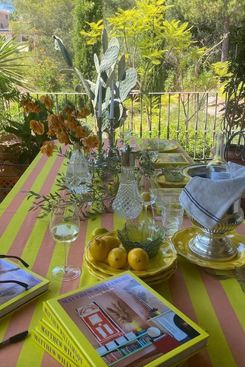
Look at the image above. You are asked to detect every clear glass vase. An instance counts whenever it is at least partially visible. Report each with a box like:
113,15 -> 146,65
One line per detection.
65,144 -> 92,194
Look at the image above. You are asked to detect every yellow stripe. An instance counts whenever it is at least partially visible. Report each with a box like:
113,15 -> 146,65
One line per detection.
179,256 -> 237,367
0,155 -> 58,257
0,154 -> 43,217
16,159 -> 67,367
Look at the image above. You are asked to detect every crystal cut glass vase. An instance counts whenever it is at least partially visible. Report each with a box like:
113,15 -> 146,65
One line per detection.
65,144 -> 92,194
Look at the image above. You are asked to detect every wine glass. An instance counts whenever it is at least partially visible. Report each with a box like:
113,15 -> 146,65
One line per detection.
50,197 -> 81,281
136,174 -> 158,221
147,138 -> 160,160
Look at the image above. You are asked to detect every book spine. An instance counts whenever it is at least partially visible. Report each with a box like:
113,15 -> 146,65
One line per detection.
43,302 -> 90,367
31,328 -> 78,367
38,318 -> 83,366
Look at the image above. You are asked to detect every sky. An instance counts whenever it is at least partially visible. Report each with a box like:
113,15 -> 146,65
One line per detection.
0,3 -> 14,12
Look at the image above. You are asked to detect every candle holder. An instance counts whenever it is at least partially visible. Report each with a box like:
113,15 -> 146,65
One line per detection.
108,118 -> 118,160
96,117 -> 103,153
187,202 -> 244,261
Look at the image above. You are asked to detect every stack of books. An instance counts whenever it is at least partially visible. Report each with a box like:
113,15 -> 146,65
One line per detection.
32,271 -> 209,367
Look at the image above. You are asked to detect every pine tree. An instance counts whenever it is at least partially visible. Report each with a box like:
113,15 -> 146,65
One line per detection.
73,0 -> 103,83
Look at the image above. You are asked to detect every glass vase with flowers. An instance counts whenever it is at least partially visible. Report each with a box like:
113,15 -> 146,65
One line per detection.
18,94 -> 99,194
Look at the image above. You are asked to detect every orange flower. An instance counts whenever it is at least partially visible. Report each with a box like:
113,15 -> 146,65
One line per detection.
56,131 -> 70,145
30,120 -> 45,135
24,101 -> 35,113
67,116 -> 78,131
40,95 -> 52,109
77,107 -> 89,119
83,135 -> 99,151
20,99 -> 28,106
56,113 -> 65,126
47,114 -> 60,132
76,125 -> 87,138
32,104 -> 41,113
40,141 -> 57,157
64,107 -> 73,115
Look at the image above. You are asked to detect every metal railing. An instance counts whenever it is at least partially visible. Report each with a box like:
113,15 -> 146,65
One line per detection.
2,90 -> 226,162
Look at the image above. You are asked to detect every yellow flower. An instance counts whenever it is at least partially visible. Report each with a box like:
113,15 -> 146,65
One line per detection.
56,131 -> 70,145
40,95 -> 52,109
76,125 -> 87,138
40,141 -> 57,157
30,120 -> 45,135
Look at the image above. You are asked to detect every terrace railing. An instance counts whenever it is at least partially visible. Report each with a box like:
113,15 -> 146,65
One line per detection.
2,91 -> 226,162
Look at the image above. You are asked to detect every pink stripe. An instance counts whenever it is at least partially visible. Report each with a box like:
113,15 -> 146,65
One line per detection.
0,155 -> 48,232
169,266 -> 212,367
1,155 -> 66,353
199,268 -> 245,366
0,300 -> 38,366
5,155 -> 64,261
102,212 -> 114,231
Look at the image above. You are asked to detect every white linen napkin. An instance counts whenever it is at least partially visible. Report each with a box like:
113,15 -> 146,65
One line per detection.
179,162 -> 245,229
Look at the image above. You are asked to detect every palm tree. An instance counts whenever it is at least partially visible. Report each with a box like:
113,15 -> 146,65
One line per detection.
0,35 -> 28,99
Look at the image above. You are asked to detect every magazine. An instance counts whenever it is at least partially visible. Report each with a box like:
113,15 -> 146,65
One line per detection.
0,258 -> 50,318
41,271 -> 208,367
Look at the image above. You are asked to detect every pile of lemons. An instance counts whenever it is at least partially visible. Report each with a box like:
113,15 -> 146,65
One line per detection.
89,227 -> 149,271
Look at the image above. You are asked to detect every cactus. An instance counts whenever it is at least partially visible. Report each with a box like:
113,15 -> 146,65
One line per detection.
53,29 -> 137,132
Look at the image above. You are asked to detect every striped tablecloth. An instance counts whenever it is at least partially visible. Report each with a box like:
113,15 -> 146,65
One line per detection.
0,146 -> 245,367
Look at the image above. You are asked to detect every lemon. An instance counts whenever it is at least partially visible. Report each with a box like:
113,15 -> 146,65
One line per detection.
89,238 -> 110,261
141,192 -> 151,202
128,248 -> 149,271
90,227 -> 108,240
102,235 -> 121,250
107,248 -> 127,269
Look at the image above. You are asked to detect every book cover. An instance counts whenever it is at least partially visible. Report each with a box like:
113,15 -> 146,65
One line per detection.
154,153 -> 189,167
32,328 -> 78,367
0,258 -> 50,318
42,271 -> 208,367
37,317 -> 83,365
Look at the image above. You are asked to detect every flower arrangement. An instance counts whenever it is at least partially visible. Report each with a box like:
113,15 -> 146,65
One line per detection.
20,94 -> 99,158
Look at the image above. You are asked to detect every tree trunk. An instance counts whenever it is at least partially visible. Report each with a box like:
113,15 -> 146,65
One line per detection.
221,15 -> 230,62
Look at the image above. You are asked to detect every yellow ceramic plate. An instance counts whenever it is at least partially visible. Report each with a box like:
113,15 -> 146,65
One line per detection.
85,258 -> 177,281
172,227 -> 245,269
85,235 -> 177,277
147,140 -> 179,153
84,258 -> 177,285
157,174 -> 189,188
154,153 -> 190,167
161,141 -> 179,152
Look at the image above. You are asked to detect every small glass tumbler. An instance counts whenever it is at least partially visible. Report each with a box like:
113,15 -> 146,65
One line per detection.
162,202 -> 184,239
153,192 -> 180,222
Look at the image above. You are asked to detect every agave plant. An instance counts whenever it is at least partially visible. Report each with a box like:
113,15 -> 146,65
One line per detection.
53,29 -> 137,132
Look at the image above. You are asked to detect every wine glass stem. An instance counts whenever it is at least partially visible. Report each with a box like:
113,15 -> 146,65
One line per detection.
144,204 -> 148,219
64,242 -> 68,273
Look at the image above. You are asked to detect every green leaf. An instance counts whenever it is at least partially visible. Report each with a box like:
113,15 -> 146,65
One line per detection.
53,35 -> 73,67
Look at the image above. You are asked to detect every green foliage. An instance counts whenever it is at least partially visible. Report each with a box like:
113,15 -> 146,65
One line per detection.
11,0 -> 76,91
222,22 -> 245,137
0,36 -> 28,93
26,49 -> 70,92
3,98 -> 52,163
54,30 -> 137,132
